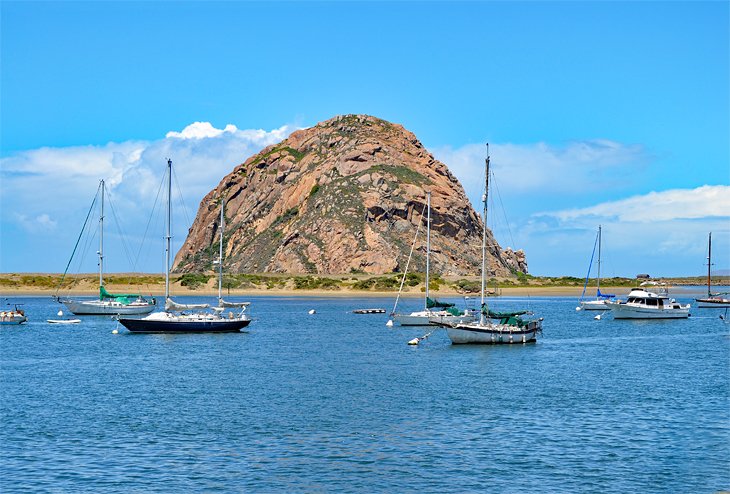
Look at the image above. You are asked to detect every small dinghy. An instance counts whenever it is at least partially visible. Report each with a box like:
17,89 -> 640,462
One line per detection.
47,319 -> 81,324
47,310 -> 81,324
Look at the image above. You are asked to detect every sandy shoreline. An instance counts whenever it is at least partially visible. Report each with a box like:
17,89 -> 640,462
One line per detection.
2,285 -> 622,298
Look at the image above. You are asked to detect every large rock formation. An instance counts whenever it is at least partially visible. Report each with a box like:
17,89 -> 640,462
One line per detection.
174,114 -> 528,276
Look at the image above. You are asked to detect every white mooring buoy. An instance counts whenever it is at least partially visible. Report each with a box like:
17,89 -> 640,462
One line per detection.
386,320 -> 394,327
57,310 -> 64,317
308,309 -> 316,315
594,314 -> 602,320
112,329 -> 119,334
575,307 -> 582,311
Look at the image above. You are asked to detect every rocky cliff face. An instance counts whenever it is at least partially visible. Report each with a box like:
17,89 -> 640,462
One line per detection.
174,114 -> 528,276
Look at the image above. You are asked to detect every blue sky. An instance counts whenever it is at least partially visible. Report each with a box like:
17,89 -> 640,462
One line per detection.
1,1 -> 728,277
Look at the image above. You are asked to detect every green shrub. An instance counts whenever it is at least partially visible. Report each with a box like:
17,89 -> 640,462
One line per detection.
178,273 -> 212,289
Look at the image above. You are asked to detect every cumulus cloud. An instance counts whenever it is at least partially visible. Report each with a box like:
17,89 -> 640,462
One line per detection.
166,121 -> 239,139
0,121 -> 296,272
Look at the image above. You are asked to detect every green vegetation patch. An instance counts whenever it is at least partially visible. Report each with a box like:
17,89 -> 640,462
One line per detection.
362,164 -> 432,186
177,273 -> 212,289
452,278 -> 481,293
221,274 -> 288,290
106,275 -> 163,285
249,145 -> 307,168
352,275 -> 401,291
272,207 -> 299,228
293,276 -> 342,290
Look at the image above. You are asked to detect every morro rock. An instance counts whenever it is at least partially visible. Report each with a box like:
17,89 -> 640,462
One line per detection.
173,114 -> 528,276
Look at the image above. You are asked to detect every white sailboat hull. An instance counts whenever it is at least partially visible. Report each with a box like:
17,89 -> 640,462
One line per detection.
579,299 -> 610,310
446,320 -> 540,345
392,310 -> 476,326
695,298 -> 730,308
62,298 -> 156,315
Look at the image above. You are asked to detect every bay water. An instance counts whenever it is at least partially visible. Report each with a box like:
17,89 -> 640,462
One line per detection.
1,292 -> 728,492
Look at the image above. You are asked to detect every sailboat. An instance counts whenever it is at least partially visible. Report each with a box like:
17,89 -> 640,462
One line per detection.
118,159 -> 251,333
577,225 -> 615,311
56,180 -> 156,315
214,198 -> 252,312
438,144 -> 543,344
391,192 -> 476,326
695,232 -> 730,308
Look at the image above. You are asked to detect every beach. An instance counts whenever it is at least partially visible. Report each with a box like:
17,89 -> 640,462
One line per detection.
2,272 -> 719,298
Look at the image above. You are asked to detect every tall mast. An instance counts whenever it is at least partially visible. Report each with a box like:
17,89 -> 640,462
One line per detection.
425,191 -> 431,310
165,159 -> 172,301
707,232 -> 712,297
218,198 -> 225,301
480,144 -> 490,324
596,225 -> 601,294
98,179 -> 105,290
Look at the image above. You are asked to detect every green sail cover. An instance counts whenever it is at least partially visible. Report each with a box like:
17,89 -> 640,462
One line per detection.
446,306 -> 463,316
481,305 -> 529,328
426,297 -> 455,309
99,285 -> 143,304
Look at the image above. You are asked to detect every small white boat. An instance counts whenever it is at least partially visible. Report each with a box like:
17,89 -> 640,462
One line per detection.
47,319 -> 81,324
0,305 -> 27,325
605,285 -> 690,319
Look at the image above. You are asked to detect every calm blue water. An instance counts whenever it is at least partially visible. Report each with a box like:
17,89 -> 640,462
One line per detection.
1,292 -> 728,493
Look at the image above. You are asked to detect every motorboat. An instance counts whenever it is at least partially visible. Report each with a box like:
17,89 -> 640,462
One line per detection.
605,285 -> 690,319
0,304 -> 27,325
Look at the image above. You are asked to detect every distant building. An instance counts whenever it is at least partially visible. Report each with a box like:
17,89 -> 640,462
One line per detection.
636,274 -> 651,279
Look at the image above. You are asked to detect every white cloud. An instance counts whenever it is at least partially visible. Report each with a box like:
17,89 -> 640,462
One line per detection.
432,140 -> 727,277
432,139 -> 650,204
166,121 -> 239,139
12,213 -> 58,233
0,122 -> 296,272
537,185 -> 730,223
521,185 -> 730,276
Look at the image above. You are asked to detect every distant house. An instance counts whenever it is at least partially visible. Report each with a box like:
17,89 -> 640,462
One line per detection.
636,274 -> 651,280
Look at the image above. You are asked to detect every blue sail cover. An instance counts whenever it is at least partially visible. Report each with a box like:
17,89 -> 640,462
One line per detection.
597,289 -> 615,299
